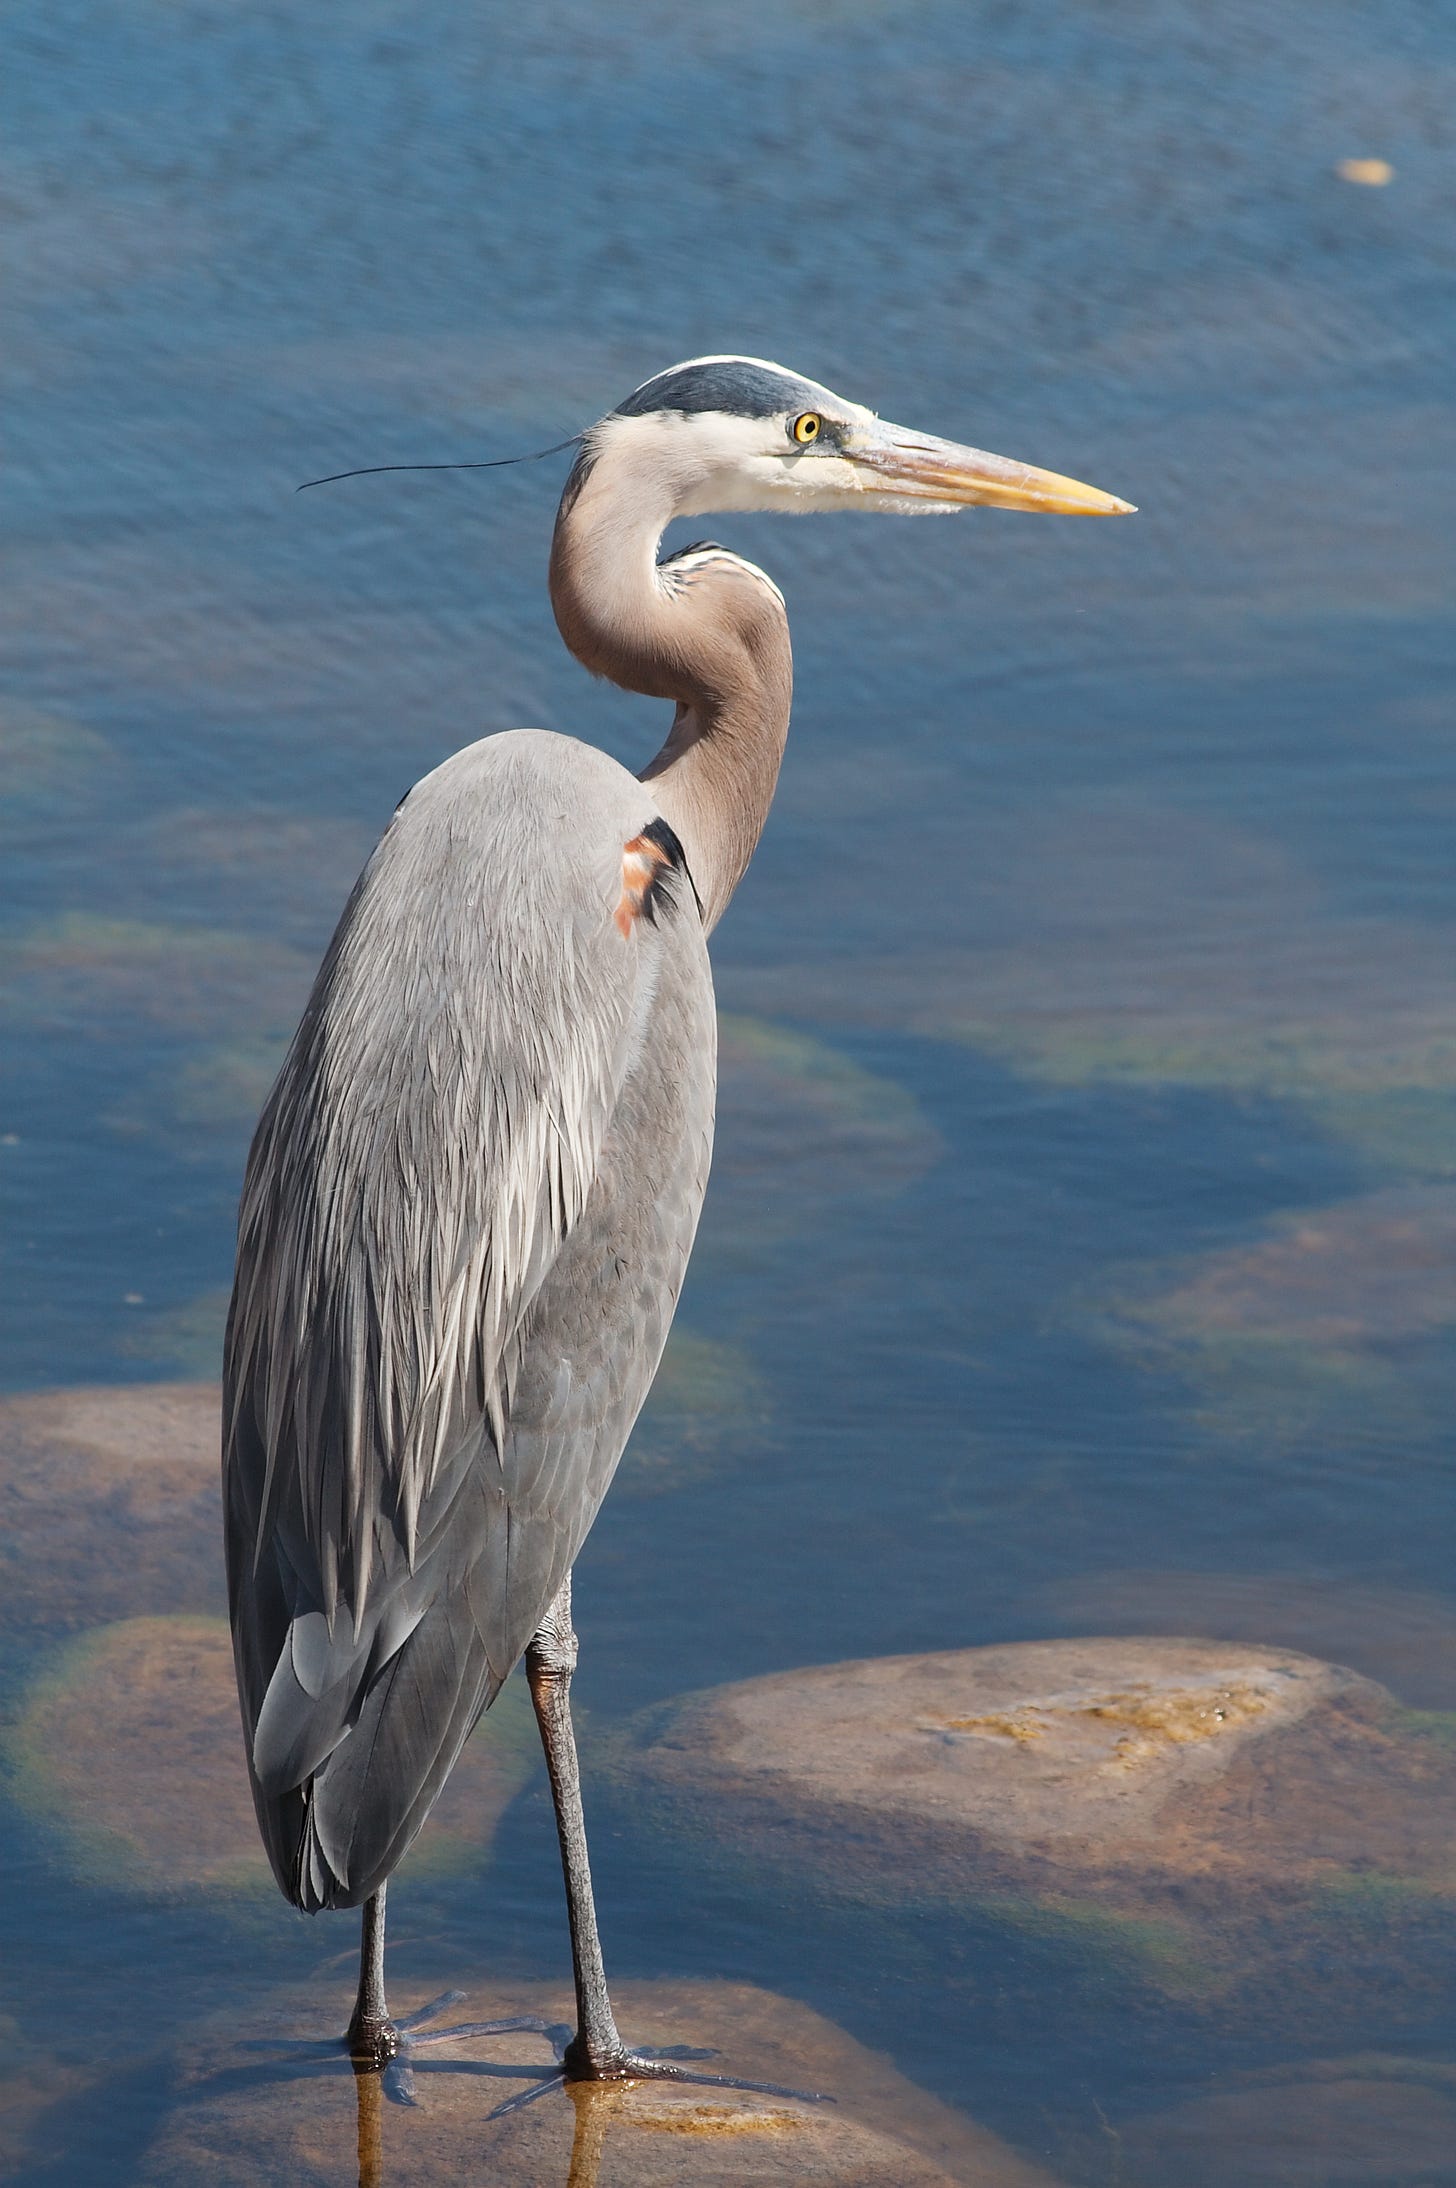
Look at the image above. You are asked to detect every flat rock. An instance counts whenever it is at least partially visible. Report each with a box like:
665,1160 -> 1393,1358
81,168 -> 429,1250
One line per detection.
0,1382 -> 224,1628
138,1976 -> 1055,2188
617,1639 -> 1456,1946
5,1615 -> 536,1895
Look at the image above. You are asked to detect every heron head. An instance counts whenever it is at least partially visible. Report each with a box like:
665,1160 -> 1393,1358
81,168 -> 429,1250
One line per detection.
583,355 -> 1134,521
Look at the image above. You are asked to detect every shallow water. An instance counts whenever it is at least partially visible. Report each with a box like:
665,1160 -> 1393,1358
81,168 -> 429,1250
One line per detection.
4,0 -> 1456,2179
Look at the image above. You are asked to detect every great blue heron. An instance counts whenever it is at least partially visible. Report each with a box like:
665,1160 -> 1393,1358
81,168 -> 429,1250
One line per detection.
224,355 -> 1132,2102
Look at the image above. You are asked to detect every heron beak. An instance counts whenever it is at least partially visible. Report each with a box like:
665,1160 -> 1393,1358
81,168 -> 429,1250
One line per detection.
853,426 -> 1135,515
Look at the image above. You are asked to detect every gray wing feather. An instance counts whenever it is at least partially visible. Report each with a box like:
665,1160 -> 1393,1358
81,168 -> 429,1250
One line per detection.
224,730 -> 714,1910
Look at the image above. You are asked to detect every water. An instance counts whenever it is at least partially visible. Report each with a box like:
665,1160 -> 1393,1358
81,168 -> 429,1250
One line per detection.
4,0 -> 1456,2179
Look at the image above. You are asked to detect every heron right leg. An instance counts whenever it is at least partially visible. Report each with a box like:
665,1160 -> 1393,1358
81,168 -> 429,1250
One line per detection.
525,1573 -> 628,2077
513,1574 -> 829,2115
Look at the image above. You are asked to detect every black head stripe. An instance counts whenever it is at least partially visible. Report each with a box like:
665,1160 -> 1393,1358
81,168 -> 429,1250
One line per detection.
614,359 -> 820,422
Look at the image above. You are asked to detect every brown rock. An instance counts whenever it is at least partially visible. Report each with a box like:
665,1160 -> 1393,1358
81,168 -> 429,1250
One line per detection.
1127,1188 -> 1456,1350
138,1976 -> 1057,2187
618,1640 -> 1456,1952
4,1615 -> 536,1896
0,2060 -> 95,2181
0,1381 -> 224,1628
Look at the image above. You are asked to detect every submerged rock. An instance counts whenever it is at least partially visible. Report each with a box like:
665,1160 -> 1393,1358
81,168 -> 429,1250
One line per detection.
1112,2057 -> 1456,2187
0,1381 -> 224,1628
137,1976 -> 1055,2187
5,1615 -> 537,1896
617,1638 -> 1456,2000
718,812 -> 1456,1179
1122,1188 -> 1456,1351
0,911 -> 312,1043
0,1339 -> 767,1631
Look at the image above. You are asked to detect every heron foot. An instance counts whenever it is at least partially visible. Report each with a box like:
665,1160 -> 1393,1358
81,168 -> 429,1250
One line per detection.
483,2026 -> 832,2121
346,1990 -> 562,2106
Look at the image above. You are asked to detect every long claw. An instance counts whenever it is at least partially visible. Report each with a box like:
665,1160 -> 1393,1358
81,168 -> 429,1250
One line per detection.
392,1989 -> 466,2032
564,2047 -> 827,2100
382,2056 -> 418,2107
485,2066 -> 567,2121
603,2054 -> 833,2104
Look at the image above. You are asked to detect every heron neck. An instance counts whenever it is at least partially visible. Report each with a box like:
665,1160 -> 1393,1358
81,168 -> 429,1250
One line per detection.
549,460 -> 793,935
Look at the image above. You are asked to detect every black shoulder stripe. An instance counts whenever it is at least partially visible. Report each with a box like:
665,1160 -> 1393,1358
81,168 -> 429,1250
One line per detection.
641,816 -> 701,919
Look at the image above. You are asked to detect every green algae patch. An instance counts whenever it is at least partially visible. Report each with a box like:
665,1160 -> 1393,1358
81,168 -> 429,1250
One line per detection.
168,1036 -> 286,1131
0,913 -> 312,1041
1308,1869 -> 1456,1927
973,1890 -> 1218,1999
3,1616 -> 535,1899
711,1013 -> 940,1245
0,703 -> 119,818
620,1330 -> 770,1496
1386,1706 -> 1456,1751
118,1289 -> 232,1378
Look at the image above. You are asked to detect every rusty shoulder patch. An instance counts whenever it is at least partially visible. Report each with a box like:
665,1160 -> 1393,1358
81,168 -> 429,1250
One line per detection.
614,816 -> 691,938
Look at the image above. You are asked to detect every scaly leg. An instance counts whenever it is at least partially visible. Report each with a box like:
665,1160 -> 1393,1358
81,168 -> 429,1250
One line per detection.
346,1885 -> 396,2065
523,1573 -> 829,2111
337,1878 -> 545,2103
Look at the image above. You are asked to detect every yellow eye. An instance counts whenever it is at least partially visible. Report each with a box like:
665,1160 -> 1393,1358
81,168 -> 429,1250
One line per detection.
790,412 -> 822,445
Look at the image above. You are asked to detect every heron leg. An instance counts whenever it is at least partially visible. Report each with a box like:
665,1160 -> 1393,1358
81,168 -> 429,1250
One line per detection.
526,1573 -> 630,2079
524,1575 -> 823,2109
346,1884 -> 398,2067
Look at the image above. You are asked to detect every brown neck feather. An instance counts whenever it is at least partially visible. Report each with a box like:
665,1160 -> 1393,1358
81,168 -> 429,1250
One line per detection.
548,448 -> 793,934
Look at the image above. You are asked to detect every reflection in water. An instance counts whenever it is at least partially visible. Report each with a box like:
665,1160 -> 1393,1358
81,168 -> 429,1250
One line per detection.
563,2084 -> 618,2188
355,2064 -> 382,2188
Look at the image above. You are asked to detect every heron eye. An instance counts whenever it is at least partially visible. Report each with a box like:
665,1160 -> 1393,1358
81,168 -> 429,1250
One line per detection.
790,412 -> 822,445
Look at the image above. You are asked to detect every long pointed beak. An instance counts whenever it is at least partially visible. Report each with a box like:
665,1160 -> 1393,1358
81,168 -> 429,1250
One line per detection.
853,425 -> 1135,515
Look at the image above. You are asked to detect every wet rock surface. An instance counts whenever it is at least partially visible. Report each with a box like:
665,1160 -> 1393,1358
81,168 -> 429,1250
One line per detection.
0,1381 -> 224,1628
4,1615 -> 536,1896
137,1976 -> 1055,2187
617,1639 -> 1456,1991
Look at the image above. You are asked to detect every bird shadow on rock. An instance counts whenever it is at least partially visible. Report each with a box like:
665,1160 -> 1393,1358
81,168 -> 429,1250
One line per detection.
129,1976 -> 1056,2188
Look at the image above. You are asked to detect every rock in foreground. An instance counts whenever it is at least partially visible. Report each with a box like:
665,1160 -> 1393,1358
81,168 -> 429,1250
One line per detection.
617,1638 -> 1456,1996
137,1977 -> 1055,2188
